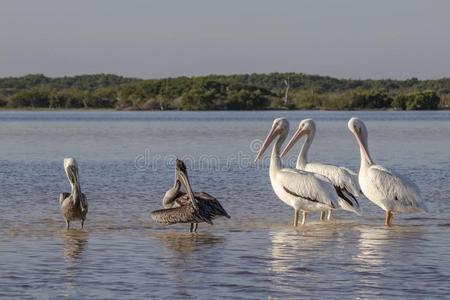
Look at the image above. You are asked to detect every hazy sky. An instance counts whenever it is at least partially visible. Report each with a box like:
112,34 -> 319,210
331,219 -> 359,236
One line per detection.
1,0 -> 449,79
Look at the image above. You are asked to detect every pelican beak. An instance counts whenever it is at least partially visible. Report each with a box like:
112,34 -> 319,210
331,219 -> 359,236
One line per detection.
176,167 -> 198,209
359,139 -> 373,165
254,125 -> 281,163
280,127 -> 307,158
353,130 -> 373,165
64,159 -> 79,186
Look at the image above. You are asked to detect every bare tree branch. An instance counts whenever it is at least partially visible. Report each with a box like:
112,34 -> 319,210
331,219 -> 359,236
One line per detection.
283,77 -> 290,105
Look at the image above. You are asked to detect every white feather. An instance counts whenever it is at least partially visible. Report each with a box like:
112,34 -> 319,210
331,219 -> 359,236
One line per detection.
273,168 -> 337,211
304,163 -> 362,214
361,165 -> 427,213
305,163 -> 361,196
257,118 -> 339,217
286,119 -> 362,215
348,117 -> 427,215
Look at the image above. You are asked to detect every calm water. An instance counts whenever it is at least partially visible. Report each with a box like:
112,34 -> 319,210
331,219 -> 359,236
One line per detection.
0,111 -> 449,299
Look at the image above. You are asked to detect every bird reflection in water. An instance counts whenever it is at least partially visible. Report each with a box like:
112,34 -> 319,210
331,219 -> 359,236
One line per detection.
353,225 -> 425,297
150,231 -> 225,297
270,226 -> 337,274
58,229 -> 88,262
56,229 -> 89,298
269,223 -> 363,298
354,225 -> 425,270
152,231 -> 224,254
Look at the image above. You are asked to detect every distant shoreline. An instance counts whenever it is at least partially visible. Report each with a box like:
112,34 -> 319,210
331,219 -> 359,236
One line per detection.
1,73 -> 449,111
1,108 -> 448,112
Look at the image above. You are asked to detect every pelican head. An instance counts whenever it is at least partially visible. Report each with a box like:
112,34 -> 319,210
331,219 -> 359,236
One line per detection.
170,159 -> 188,188
175,159 -> 190,190
348,118 -> 372,164
254,118 -> 289,162
280,118 -> 315,158
64,158 -> 79,186
348,118 -> 368,141
175,159 -> 188,175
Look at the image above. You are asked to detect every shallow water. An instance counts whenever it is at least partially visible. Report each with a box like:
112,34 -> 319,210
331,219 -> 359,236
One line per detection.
0,110 -> 449,299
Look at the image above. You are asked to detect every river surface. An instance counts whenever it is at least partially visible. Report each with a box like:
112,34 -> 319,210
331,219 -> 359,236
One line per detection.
0,110 -> 449,299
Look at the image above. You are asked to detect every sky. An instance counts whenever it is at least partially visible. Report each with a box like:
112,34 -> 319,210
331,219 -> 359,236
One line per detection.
1,0 -> 449,79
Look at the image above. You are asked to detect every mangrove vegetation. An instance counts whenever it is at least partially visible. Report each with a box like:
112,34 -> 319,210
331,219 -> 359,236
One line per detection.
0,73 -> 449,110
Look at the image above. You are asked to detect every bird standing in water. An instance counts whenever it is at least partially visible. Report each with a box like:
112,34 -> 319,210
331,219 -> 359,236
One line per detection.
281,118 -> 362,221
254,118 -> 338,226
151,159 -> 230,232
59,158 -> 88,229
347,117 -> 427,226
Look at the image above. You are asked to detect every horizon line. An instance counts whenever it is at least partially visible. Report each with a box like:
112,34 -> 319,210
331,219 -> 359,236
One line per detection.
1,71 -> 449,82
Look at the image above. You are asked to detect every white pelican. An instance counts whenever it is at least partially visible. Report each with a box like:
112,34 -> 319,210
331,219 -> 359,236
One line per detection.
59,158 -> 88,229
254,118 -> 338,226
281,118 -> 362,221
347,117 -> 427,226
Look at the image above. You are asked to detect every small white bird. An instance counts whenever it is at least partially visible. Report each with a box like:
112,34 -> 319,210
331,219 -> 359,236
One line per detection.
281,119 -> 362,221
254,118 -> 338,226
347,118 -> 427,226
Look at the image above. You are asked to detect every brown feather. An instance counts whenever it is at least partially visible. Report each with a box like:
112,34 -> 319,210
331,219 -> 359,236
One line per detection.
174,192 -> 230,219
151,203 -> 213,225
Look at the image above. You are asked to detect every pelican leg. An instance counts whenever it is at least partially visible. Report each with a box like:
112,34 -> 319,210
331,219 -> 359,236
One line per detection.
301,211 -> 308,225
293,209 -> 299,227
385,210 -> 394,226
320,211 -> 326,221
81,220 -> 85,229
66,220 -> 70,230
327,209 -> 332,221
194,223 -> 198,232
387,210 -> 394,226
189,223 -> 194,232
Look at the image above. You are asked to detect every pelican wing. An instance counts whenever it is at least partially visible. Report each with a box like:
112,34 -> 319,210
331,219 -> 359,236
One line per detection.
367,165 -> 426,212
80,193 -> 88,213
195,192 -> 231,219
305,163 -> 361,212
278,168 -> 337,208
174,192 -> 209,206
58,192 -> 88,213
151,204 -> 213,225
340,167 -> 365,195
306,163 -> 361,197
194,192 -> 216,201
340,167 -> 357,177
174,192 -> 230,219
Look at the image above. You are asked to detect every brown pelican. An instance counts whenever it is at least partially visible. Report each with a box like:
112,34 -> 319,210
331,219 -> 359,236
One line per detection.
151,159 -> 230,232
59,158 -> 88,229
348,118 -> 427,226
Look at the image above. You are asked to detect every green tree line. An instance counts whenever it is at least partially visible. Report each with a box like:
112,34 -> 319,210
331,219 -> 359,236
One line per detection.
0,73 -> 449,110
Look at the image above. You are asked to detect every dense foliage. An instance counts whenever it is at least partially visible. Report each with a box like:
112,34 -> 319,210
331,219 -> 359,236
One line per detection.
0,73 -> 449,110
